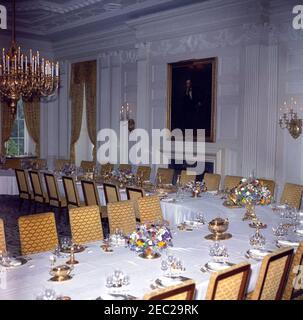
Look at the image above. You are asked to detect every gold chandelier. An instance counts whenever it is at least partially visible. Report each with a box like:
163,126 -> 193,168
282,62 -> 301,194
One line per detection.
279,97 -> 303,139
0,0 -> 59,115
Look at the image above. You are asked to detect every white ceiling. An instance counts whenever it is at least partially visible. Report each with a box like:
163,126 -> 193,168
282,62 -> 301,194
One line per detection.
2,0 -> 202,40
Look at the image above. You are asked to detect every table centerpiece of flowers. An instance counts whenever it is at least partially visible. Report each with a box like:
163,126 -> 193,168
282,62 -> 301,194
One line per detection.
127,222 -> 173,259
227,178 -> 272,220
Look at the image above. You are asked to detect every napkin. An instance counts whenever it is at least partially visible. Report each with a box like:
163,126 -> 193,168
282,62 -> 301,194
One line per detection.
277,239 -> 300,247
295,229 -> 303,236
206,261 -> 231,272
157,276 -> 181,287
248,248 -> 271,259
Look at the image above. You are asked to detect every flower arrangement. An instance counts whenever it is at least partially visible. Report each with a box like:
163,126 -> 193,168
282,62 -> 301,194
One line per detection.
128,222 -> 173,257
186,181 -> 207,197
229,178 -> 272,206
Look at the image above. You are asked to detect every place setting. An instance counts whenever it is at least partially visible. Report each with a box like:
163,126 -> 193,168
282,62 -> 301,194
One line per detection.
200,241 -> 235,273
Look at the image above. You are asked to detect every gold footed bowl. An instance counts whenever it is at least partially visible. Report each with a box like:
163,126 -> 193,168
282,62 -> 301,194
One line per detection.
49,265 -> 73,282
205,217 -> 232,241
139,248 -> 161,259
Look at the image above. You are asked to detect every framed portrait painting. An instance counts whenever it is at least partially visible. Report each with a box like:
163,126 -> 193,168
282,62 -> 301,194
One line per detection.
167,58 -> 217,142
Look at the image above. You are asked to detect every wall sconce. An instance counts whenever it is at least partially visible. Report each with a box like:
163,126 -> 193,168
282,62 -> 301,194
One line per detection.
279,97 -> 302,139
120,102 -> 135,132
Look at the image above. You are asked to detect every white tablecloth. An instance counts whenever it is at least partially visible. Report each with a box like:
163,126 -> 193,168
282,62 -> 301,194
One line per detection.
0,170 -> 18,196
0,197 -> 285,300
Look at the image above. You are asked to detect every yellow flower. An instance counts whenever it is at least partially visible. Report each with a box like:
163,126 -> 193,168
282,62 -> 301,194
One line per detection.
157,241 -> 166,248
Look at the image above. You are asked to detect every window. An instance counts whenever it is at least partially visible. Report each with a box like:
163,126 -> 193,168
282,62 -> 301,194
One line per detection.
6,100 -> 33,156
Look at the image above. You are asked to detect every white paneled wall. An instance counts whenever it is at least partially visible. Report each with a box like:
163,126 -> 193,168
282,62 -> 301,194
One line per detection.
1,0 -> 303,194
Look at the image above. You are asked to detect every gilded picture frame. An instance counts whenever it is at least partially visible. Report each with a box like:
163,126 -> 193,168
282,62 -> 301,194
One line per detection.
167,58 -> 217,142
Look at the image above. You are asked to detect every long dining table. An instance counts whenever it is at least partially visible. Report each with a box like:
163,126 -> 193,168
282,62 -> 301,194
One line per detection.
0,192 -> 297,300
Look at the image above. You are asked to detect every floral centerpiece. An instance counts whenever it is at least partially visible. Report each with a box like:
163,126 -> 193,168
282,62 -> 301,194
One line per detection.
228,178 -> 272,220
186,181 -> 207,198
128,222 -> 173,259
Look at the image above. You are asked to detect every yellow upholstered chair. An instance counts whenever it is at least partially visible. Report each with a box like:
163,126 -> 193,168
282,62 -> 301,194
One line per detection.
81,180 -> 107,219
107,200 -> 137,235
62,176 -> 83,208
54,159 -> 71,171
4,158 -> 22,170
126,187 -> 144,201
100,163 -> 114,175
280,183 -> 303,209
15,169 -> 33,201
28,170 -> 49,205
179,170 -> 196,184
223,175 -> 242,190
205,262 -> 251,300
137,195 -> 163,223
103,183 -> 120,204
126,187 -> 144,220
249,247 -> 294,300
144,280 -> 195,300
69,206 -> 103,244
80,161 -> 95,172
44,173 -> 67,212
157,168 -> 174,185
119,164 -> 132,172
136,166 -> 151,181
31,159 -> 47,170
18,212 -> 59,255
283,241 -> 303,300
0,218 -> 6,253
204,173 -> 221,191
259,179 -> 275,196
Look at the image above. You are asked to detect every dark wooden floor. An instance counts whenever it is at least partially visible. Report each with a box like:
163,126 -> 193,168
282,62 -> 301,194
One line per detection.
0,196 -> 109,256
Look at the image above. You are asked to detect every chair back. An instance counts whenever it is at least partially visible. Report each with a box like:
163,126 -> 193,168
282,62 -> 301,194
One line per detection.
62,176 -> 81,207
80,161 -> 95,172
180,170 -> 196,184
103,183 -> 120,204
0,218 -> 6,253
4,158 -> 22,169
204,173 -> 221,191
205,262 -> 251,300
15,169 -> 32,199
157,168 -> 174,185
144,280 -> 196,300
136,166 -> 151,181
44,173 -> 62,206
280,183 -> 303,209
119,164 -> 132,172
28,170 -> 46,203
81,180 -> 101,206
107,200 -> 137,235
126,187 -> 144,201
54,159 -> 71,171
250,247 -> 294,300
283,242 -> 303,300
137,195 -> 163,223
18,212 -> 58,255
32,159 -> 47,170
100,163 -> 114,175
259,179 -> 275,197
69,206 -> 103,244
223,175 -> 242,190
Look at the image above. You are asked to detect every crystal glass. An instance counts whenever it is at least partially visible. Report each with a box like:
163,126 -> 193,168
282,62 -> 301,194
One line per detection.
60,236 -> 72,250
250,228 -> 266,249
272,223 -> 288,239
209,241 -> 228,262
106,270 -> 130,288
36,288 -> 58,300
195,212 -> 206,224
